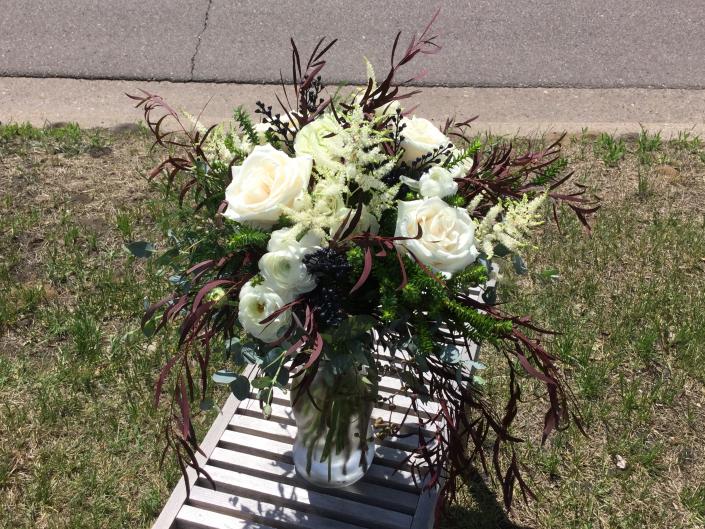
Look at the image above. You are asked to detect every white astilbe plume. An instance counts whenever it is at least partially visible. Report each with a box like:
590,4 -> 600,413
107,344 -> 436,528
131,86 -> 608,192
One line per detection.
329,106 -> 397,216
475,194 -> 546,259
182,111 -> 253,161
283,179 -> 348,239
466,191 -> 486,215
286,105 -> 396,239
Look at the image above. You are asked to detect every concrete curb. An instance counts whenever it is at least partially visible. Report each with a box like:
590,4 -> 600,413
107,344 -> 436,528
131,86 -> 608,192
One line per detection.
1,77 -> 704,137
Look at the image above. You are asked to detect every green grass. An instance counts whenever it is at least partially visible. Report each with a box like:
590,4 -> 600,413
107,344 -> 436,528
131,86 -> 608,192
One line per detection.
594,132 -> 627,167
0,123 -> 224,529
636,127 -> 662,165
1,122 -> 704,528
446,130 -> 705,529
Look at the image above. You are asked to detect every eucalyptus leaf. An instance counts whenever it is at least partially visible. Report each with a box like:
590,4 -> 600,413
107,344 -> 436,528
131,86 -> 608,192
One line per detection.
276,367 -> 290,387
336,315 -> 376,339
225,337 -> 245,364
212,370 -> 239,385
251,376 -> 273,389
493,243 -> 511,257
482,286 -> 497,305
229,375 -> 250,399
241,344 -> 262,365
126,241 -> 156,258
156,247 -> 179,266
439,345 -> 461,365
512,254 -> 528,275
415,353 -> 430,372
465,360 -> 486,371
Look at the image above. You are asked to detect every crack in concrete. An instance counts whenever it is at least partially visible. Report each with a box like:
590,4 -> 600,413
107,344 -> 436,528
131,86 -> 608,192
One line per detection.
190,0 -> 213,80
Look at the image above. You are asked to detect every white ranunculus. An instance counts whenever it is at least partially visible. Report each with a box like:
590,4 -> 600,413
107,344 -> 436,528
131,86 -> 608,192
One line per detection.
238,281 -> 291,342
399,116 -> 450,165
259,249 -> 317,296
223,144 -> 312,229
294,113 -> 344,172
333,206 -> 380,236
418,166 -> 459,198
254,113 -> 300,145
395,197 -> 479,276
253,122 -> 272,145
267,227 -> 323,255
448,156 -> 473,179
311,180 -> 347,220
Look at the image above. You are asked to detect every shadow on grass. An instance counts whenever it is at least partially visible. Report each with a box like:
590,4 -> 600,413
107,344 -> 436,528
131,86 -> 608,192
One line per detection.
442,470 -> 534,529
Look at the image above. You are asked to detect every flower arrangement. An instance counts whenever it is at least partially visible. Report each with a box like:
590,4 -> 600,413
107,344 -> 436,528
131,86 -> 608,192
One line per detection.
130,12 -> 597,511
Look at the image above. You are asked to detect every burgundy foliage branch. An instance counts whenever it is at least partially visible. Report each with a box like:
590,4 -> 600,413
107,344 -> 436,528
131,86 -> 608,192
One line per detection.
452,133 -> 600,231
127,90 -> 222,207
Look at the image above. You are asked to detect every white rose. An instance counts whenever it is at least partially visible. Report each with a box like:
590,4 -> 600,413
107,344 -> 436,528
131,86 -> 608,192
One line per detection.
259,249 -> 317,296
399,116 -> 450,165
418,166 -> 458,198
333,206 -> 380,236
395,197 -> 479,276
294,114 -> 345,172
224,144 -> 312,229
238,281 -> 291,342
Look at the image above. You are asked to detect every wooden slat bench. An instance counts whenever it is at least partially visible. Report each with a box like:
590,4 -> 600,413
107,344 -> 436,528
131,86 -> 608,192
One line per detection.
152,285 -> 489,529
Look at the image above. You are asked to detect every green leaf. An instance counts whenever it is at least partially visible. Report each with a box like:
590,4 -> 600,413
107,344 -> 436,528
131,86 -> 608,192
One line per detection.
336,315 -> 376,339
263,403 -> 272,418
156,247 -> 179,266
125,241 -> 156,258
276,367 -> 290,387
225,338 -> 244,364
142,318 -> 157,338
539,268 -> 560,281
229,375 -> 251,399
212,370 -> 239,385
415,353 -> 429,372
251,376 -> 273,389
264,347 -> 284,369
199,399 -> 214,411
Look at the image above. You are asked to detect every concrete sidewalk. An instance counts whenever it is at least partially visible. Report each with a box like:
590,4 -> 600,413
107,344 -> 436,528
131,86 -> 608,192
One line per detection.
2,1 -> 705,88
2,77 -> 704,137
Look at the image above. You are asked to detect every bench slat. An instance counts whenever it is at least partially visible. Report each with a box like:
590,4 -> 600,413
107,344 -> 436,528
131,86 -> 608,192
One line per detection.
208,445 -> 419,513
188,486 -> 370,529
175,504 -> 276,529
200,464 -> 414,529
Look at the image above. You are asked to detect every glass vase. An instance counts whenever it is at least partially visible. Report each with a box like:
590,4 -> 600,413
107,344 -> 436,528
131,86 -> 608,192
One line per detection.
290,360 -> 378,488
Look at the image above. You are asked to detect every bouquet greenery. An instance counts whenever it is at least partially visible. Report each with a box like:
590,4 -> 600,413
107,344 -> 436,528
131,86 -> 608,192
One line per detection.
131,12 -> 597,510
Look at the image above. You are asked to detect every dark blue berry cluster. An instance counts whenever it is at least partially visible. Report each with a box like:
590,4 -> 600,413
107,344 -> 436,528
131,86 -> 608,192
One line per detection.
302,248 -> 353,327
